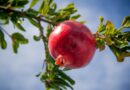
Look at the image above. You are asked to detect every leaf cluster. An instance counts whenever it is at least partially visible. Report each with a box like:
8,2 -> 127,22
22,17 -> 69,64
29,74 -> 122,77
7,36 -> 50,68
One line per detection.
96,16 -> 130,62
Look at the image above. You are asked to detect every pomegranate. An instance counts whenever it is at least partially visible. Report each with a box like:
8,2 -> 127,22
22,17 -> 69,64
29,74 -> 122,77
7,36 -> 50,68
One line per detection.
48,20 -> 96,69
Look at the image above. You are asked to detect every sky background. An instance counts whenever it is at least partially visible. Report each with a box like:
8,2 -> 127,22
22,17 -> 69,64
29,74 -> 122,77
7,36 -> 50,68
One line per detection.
0,0 -> 130,90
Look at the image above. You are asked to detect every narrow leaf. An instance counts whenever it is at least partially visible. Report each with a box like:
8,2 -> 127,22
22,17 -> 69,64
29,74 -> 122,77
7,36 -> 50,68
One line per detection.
58,70 -> 75,85
109,45 -> 124,62
30,0 -> 39,8
64,3 -> 75,11
122,16 -> 130,28
11,16 -> 25,31
12,40 -> 19,53
1,40 -> 7,49
39,0 -> 50,15
0,28 -> 7,49
28,17 -> 40,28
70,14 -> 80,20
105,20 -> 115,35
26,9 -> 39,17
15,23 -> 26,31
55,78 -> 74,90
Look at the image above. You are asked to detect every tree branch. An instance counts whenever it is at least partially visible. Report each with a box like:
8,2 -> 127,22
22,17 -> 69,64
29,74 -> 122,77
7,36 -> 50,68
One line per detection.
0,7 -> 57,25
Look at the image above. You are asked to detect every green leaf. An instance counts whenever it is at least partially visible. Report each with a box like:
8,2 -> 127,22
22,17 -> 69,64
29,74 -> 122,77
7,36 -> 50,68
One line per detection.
33,35 -> 41,41
51,2 -> 57,10
121,46 -> 130,51
99,16 -> 104,23
70,14 -> 80,20
105,20 -> 115,35
47,63 -> 54,71
109,45 -> 124,62
11,0 -> 29,8
12,40 -> 19,53
1,40 -> 7,49
105,36 -> 114,45
58,70 -> 75,85
0,12 -> 9,25
12,33 -> 28,44
46,25 -> 53,38
27,17 -> 40,28
0,28 -> 4,39
55,78 -> 74,90
11,33 -> 28,53
96,38 -> 105,51
39,0 -> 50,16
26,9 -> 39,17
38,0 -> 44,12
63,67 -> 72,71
0,28 -> 7,49
122,16 -> 130,28
49,82 -> 61,90
11,16 -> 25,31
97,16 -> 105,33
30,0 -> 39,8
64,3 -> 75,11
40,73 -> 47,81
15,23 -> 26,31
122,52 -> 130,57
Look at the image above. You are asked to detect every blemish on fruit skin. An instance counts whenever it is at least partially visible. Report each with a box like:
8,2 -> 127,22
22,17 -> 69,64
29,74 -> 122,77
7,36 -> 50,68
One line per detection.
48,20 -> 96,69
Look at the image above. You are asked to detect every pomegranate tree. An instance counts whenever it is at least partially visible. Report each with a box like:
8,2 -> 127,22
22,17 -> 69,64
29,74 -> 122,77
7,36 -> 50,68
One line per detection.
1,0 -> 130,89
48,20 -> 96,69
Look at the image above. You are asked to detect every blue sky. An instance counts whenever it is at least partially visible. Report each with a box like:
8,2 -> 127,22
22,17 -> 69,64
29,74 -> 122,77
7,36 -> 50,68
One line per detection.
0,0 -> 130,90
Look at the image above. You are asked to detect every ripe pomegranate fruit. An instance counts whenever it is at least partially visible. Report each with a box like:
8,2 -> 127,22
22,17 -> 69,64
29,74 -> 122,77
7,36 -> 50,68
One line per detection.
48,20 -> 96,69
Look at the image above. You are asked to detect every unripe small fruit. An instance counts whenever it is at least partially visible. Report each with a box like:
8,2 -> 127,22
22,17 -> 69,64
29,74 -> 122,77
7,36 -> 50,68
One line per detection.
48,20 -> 96,69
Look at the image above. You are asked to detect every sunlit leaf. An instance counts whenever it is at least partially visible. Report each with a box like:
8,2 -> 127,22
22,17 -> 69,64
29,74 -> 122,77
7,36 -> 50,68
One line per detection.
105,20 -> 115,35
30,0 -> 39,8
70,14 -> 80,20
122,16 -> 130,28
39,0 -> 51,16
105,36 -> 114,45
64,3 -> 75,11
62,3 -> 77,14
99,16 -> 104,23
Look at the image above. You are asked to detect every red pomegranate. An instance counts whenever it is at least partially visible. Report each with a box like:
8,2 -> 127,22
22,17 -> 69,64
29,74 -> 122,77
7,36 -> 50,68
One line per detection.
48,20 -> 96,69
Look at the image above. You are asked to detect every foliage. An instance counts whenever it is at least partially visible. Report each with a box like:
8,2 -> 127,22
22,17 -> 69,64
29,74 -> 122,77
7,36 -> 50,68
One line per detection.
0,0 -> 130,90
96,16 -> 130,62
0,0 -> 80,90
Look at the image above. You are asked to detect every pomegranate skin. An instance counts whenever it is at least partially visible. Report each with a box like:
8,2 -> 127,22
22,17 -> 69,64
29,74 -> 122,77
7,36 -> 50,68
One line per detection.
48,20 -> 96,69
